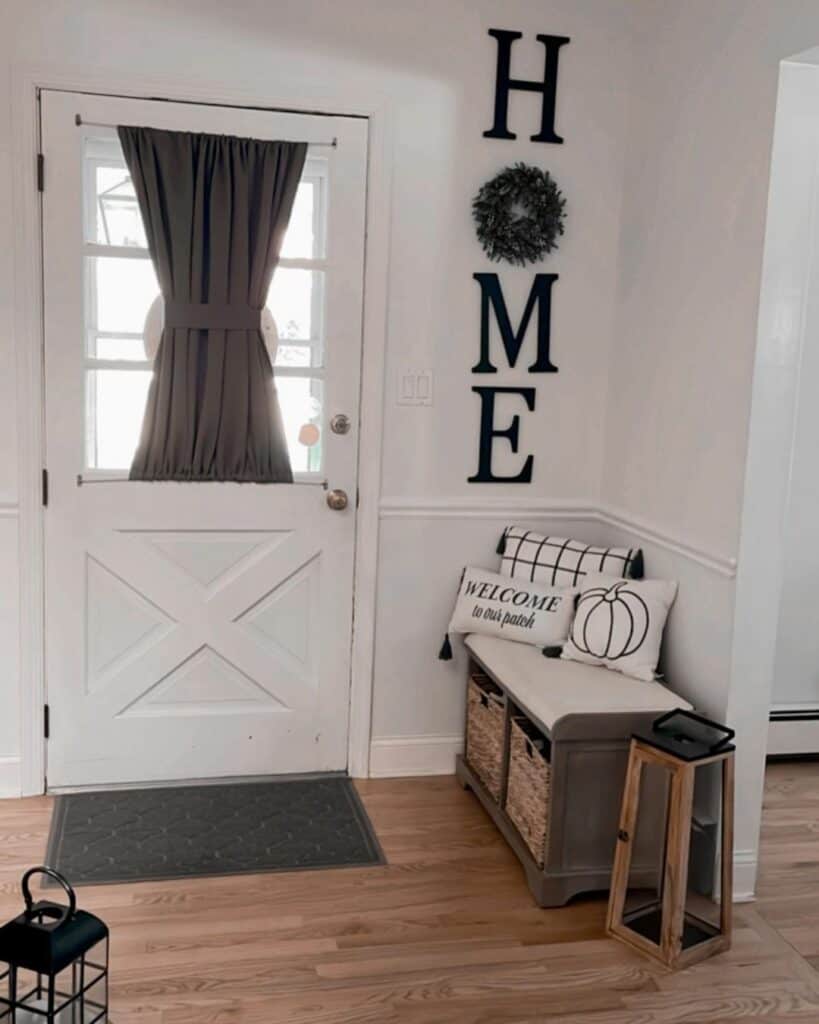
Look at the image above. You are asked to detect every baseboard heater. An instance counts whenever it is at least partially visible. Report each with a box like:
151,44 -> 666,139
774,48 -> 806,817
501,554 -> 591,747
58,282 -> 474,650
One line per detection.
768,707 -> 819,758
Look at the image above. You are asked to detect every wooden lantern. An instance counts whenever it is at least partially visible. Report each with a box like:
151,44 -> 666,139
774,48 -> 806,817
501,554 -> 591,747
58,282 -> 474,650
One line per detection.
606,710 -> 735,970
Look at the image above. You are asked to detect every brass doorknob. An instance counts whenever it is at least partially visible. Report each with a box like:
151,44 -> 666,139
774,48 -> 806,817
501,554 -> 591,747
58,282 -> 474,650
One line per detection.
326,489 -> 349,511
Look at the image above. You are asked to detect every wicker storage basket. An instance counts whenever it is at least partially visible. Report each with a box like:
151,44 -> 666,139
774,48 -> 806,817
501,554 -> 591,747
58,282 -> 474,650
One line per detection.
505,716 -> 551,866
465,674 -> 505,802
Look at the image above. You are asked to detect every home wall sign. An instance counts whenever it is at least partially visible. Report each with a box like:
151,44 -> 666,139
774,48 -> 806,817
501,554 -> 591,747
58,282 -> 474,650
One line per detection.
470,28 -> 570,485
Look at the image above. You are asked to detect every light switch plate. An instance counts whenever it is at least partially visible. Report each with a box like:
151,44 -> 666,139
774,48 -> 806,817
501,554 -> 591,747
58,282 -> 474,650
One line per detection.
397,368 -> 433,406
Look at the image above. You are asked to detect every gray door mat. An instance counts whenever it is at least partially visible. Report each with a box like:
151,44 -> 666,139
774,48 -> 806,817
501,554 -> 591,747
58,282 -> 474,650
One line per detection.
44,775 -> 385,886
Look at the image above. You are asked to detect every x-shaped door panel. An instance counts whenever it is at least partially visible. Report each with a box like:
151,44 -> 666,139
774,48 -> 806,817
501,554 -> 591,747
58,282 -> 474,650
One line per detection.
84,526 -> 322,717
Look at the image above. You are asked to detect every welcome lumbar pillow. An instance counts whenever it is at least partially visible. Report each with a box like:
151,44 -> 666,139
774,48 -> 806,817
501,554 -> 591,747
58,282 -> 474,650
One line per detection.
562,574 -> 677,681
439,567 -> 577,659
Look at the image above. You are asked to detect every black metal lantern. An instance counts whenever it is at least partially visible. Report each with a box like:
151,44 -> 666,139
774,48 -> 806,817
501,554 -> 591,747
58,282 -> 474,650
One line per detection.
0,866 -> 109,1022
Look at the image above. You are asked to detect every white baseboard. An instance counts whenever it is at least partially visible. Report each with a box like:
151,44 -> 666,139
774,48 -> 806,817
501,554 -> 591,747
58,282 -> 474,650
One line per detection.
369,734 -> 463,778
0,757 -> 22,798
768,713 -> 819,756
733,848 -> 757,902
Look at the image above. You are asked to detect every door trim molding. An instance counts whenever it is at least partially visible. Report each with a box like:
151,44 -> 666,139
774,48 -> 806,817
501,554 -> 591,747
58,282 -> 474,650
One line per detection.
13,75 -> 46,796
14,66 -> 394,792
346,103 -> 393,778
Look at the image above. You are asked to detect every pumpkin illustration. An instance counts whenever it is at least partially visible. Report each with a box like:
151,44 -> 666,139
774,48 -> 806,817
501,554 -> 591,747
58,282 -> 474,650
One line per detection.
571,581 -> 650,661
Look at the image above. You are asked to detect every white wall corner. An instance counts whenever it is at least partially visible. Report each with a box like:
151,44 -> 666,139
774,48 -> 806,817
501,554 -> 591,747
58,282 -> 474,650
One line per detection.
0,757 -> 22,799
369,734 -> 463,778
733,848 -> 758,903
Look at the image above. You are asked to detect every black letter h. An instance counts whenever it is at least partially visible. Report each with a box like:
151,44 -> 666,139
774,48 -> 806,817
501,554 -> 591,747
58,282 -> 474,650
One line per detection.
483,29 -> 570,144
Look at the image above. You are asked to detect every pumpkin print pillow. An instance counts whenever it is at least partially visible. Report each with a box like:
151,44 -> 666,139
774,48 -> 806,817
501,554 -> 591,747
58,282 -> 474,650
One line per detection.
562,574 -> 678,682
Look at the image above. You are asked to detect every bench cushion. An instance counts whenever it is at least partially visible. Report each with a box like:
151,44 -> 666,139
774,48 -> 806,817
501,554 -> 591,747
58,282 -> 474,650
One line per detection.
465,634 -> 692,733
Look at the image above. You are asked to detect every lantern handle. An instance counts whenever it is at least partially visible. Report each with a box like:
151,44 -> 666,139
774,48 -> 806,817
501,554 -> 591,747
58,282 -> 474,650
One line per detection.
21,866 -> 77,922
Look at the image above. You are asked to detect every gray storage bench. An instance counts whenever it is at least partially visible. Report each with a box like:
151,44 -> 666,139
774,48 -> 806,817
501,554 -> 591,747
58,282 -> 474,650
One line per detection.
456,634 -> 692,907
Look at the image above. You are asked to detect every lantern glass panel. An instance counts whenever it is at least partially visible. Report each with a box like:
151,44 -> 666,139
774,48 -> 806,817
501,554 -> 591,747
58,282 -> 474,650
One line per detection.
0,942 -> 108,1023
683,760 -> 725,942
0,965 -> 8,1022
620,759 -> 671,947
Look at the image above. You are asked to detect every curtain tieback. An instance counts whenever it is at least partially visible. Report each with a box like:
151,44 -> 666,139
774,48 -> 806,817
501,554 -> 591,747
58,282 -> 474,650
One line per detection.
164,301 -> 262,331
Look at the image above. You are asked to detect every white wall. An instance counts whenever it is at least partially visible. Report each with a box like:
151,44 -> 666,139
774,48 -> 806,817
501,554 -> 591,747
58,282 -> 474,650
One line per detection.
601,2 -> 819,894
0,0 -> 638,794
603,0 -> 819,554
729,51 -> 819,888
773,317 -> 819,709
771,144 -> 819,710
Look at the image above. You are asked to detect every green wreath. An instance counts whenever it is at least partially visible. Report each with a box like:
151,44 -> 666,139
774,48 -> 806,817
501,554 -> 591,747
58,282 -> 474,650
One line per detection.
472,163 -> 566,266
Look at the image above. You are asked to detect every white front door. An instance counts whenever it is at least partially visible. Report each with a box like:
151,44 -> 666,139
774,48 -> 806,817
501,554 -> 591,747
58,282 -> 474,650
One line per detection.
41,91 -> 368,788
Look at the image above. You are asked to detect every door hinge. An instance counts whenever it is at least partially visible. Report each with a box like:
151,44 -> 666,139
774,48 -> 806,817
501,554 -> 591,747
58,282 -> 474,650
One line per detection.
43,704 -> 50,740
356,487 -> 360,509
37,153 -> 44,192
42,468 -> 48,507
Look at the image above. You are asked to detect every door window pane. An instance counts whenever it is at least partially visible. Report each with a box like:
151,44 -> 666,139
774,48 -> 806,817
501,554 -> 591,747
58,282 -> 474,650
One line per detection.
277,377 -> 324,474
89,334 -> 148,361
275,344 -> 313,368
84,137 -> 149,249
280,181 -> 315,260
86,256 -> 159,337
267,268 -> 324,347
86,369 -> 151,470
94,166 -> 147,248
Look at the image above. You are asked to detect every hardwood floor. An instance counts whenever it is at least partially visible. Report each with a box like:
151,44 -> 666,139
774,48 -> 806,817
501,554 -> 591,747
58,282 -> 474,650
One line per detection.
0,766 -> 818,1022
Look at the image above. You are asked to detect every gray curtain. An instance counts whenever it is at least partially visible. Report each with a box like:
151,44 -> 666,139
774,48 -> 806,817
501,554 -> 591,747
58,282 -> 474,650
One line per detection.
118,125 -> 307,482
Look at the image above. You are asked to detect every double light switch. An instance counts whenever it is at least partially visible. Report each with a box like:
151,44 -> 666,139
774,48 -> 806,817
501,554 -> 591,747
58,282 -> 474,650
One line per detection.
397,368 -> 433,406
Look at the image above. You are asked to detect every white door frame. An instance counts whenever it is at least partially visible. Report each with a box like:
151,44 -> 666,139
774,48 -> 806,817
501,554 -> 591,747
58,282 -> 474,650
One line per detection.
727,47 -> 819,897
11,65 -> 393,794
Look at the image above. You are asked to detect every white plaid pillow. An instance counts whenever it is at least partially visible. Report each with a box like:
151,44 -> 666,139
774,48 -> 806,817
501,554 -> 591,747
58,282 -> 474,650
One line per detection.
498,527 -> 643,588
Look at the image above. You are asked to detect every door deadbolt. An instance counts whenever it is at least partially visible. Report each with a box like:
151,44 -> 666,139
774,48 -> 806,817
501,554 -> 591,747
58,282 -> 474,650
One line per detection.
330,413 -> 351,435
326,489 -> 349,511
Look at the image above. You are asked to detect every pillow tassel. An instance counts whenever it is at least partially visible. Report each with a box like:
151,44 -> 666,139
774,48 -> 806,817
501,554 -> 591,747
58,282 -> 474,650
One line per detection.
496,530 -> 507,556
438,634 -> 453,661
542,645 -> 563,658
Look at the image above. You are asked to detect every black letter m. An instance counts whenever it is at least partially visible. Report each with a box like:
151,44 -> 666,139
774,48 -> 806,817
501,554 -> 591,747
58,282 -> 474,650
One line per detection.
472,273 -> 558,374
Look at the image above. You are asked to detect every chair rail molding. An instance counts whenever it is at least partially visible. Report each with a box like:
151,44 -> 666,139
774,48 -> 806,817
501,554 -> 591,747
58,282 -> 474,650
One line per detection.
378,496 -> 597,521
596,503 -> 737,579
378,497 -> 737,578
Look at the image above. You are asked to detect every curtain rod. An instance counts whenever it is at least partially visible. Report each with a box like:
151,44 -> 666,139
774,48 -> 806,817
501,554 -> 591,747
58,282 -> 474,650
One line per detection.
74,115 -> 338,148
76,473 -> 329,487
